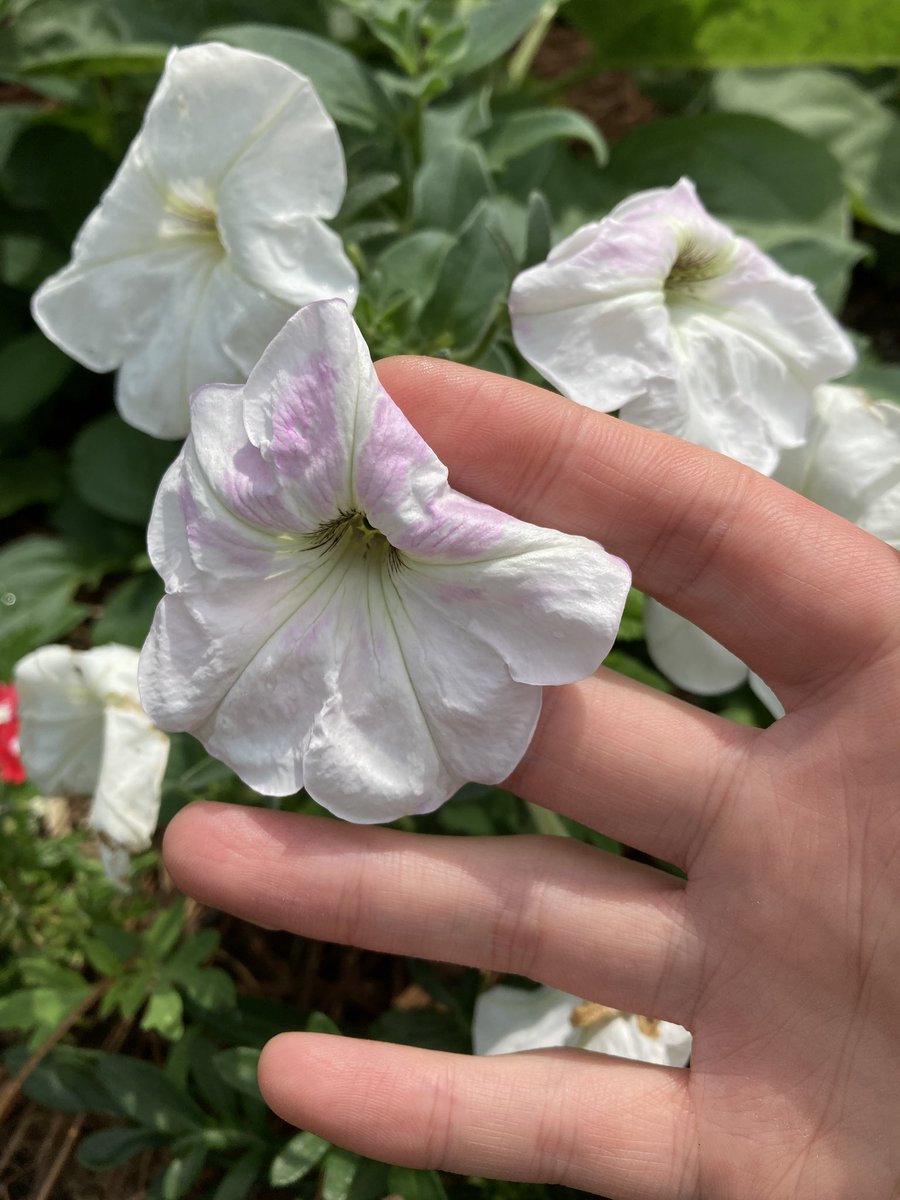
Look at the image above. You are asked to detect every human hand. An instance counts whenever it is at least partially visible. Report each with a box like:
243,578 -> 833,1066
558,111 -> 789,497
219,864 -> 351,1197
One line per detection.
163,359 -> 900,1200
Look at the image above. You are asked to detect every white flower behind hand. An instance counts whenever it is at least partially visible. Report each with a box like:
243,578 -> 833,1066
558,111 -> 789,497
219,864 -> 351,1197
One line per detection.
14,643 -> 169,887
473,983 -> 692,1067
138,298 -> 631,822
509,178 -> 855,474
644,384 -> 900,712
31,42 -> 357,440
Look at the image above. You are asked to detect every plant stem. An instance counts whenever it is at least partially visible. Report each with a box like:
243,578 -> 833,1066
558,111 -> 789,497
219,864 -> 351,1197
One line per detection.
508,2 -> 560,89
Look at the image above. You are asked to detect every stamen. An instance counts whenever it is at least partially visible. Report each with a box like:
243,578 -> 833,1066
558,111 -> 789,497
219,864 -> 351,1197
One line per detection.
306,510 -> 404,572
569,1001 -> 619,1029
665,236 -> 731,295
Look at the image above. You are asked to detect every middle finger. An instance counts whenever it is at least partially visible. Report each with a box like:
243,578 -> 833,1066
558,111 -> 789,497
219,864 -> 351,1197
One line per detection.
164,802 -> 701,1025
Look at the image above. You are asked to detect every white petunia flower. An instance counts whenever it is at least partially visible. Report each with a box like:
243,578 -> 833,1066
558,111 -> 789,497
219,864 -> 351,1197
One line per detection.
31,42 -> 357,440
138,298 -> 631,822
645,385 -> 900,713
509,177 -> 855,474
473,984 -> 692,1067
14,644 -> 170,887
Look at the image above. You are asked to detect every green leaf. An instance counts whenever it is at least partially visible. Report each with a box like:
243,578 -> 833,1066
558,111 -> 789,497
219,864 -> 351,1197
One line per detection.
143,899 -> 186,960
418,202 -> 512,353
211,1148 -> 266,1200
413,140 -> 493,231
0,984 -> 92,1038
454,0 -> 556,75
97,1055 -> 206,1134
212,1047 -> 262,1100
178,964 -> 236,1012
105,971 -> 154,1021
387,1167 -> 448,1200
92,571 -> 164,648
370,1007 -> 470,1054
18,958 -> 86,990
269,1130 -> 330,1187
6,1044 -> 116,1115
321,1146 -> 360,1200
0,104 -> 39,168
339,172 -> 401,222
70,413 -> 177,525
484,107 -> 607,171
605,113 -> 848,238
604,650 -> 673,693
160,1143 -> 207,1200
83,936 -> 128,977
306,1010 -> 342,1036
21,43 -> 168,77
142,986 -> 184,1040
567,0 -> 900,67
0,450 -> 63,517
368,229 -> 454,317
2,124 -> 114,243
50,492 -> 146,573
522,189 -> 553,268
712,68 -> 900,233
617,588 -> 645,642
115,0 -> 313,43
0,229 -> 58,291
0,331 -> 75,424
206,24 -> 391,131
77,1126 -> 164,1170
422,90 -> 492,159
165,928 -> 219,974
0,536 -> 99,676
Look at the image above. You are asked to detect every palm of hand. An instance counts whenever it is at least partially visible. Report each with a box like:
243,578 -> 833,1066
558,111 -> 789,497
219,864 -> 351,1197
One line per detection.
165,359 -> 900,1200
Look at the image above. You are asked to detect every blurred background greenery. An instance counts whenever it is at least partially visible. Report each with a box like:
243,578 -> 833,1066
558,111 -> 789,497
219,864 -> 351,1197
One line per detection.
1,1 -> 899,1197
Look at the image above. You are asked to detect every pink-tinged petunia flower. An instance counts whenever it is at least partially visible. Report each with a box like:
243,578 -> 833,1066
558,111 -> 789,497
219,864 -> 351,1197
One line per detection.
509,178 -> 856,474
0,682 -> 25,784
472,983 -> 692,1067
139,299 -> 631,822
644,384 -> 900,714
31,42 -> 357,440
14,644 -> 170,887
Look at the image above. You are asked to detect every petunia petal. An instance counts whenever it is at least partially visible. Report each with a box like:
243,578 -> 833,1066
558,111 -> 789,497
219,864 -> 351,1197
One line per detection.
242,299 -> 377,518
582,1015 -> 692,1066
139,44 -> 340,205
472,985 -> 581,1056
628,304 -> 813,473
31,148 -> 172,371
509,177 -> 855,473
15,645 -> 105,795
141,299 -> 632,818
32,42 -> 354,441
777,385 -> 900,540
643,598 -> 748,695
115,253 -> 297,439
88,701 -> 169,852
224,213 -> 358,311
303,571 -> 543,822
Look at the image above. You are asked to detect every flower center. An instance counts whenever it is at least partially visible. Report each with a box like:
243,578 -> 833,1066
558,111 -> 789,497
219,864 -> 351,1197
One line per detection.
163,187 -> 222,246
307,509 -> 404,573
664,235 -> 732,297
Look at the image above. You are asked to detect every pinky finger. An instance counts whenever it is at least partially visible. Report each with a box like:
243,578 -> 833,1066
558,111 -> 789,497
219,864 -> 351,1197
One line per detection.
258,1033 -> 698,1200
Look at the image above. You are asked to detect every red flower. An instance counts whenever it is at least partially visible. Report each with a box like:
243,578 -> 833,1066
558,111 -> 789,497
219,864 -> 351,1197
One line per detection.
0,682 -> 26,784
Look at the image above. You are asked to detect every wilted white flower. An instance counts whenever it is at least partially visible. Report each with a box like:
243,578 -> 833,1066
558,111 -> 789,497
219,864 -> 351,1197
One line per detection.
139,299 -> 631,822
509,178 -> 855,474
473,984 -> 692,1067
645,384 -> 900,711
14,644 -> 169,887
32,42 -> 357,440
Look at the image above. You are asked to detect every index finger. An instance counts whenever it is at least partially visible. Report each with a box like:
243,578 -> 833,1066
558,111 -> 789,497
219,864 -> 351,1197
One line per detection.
376,357 -> 899,708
